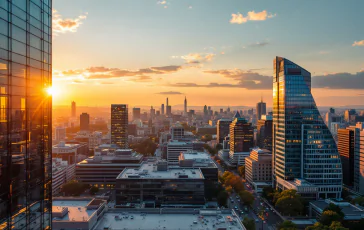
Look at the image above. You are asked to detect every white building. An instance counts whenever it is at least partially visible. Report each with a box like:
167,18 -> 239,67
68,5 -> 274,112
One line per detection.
52,158 -> 68,195
167,140 -> 193,165
245,148 -> 272,184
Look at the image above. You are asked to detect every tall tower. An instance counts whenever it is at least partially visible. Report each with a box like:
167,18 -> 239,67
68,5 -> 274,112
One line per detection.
71,101 -> 76,117
256,97 -> 266,121
161,104 -> 165,115
273,57 -> 342,199
0,1 -> 52,228
166,97 -> 169,107
80,113 -> 90,131
111,104 -> 129,149
184,96 -> 187,114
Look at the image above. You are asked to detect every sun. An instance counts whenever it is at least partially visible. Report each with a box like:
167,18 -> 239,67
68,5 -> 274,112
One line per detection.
46,86 -> 59,96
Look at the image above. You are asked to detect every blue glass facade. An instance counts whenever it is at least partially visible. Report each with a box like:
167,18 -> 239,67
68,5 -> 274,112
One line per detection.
273,57 -> 342,198
0,0 -> 52,229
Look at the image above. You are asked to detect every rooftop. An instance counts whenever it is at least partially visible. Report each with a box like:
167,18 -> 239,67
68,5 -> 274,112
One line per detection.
182,151 -> 210,160
52,141 -> 84,149
95,211 -> 245,230
52,199 -> 101,222
117,162 -> 204,179
310,199 -> 364,219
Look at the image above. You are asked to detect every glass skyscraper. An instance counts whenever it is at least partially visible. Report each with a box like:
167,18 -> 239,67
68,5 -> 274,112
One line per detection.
0,0 -> 52,229
111,104 -> 128,149
273,57 -> 342,199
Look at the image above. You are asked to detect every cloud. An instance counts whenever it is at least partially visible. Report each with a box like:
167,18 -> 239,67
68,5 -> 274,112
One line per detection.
353,40 -> 364,47
230,10 -> 276,24
53,10 -> 87,35
156,91 -> 183,95
248,41 -> 269,48
178,53 -> 216,64
167,82 -> 242,88
157,0 -> 166,4
312,72 -> 364,89
128,76 -> 153,82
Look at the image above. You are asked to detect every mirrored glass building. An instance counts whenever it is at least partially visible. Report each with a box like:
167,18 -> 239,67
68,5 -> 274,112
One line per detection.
273,57 -> 342,199
0,0 -> 52,229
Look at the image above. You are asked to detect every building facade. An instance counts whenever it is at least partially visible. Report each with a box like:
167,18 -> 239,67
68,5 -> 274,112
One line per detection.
166,140 -> 193,165
245,148 -> 272,184
111,104 -> 128,149
272,57 -> 342,199
217,118 -> 232,144
71,101 -> 76,117
353,123 -> 364,194
80,112 -> 90,131
337,129 -> 355,186
229,117 -> 254,153
0,0 -> 52,228
257,115 -> 273,151
256,99 -> 266,121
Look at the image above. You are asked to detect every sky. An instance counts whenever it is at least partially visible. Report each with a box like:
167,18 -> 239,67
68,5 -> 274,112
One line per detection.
52,0 -> 364,108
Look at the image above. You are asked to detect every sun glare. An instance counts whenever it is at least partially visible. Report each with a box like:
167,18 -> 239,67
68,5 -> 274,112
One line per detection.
46,86 -> 59,96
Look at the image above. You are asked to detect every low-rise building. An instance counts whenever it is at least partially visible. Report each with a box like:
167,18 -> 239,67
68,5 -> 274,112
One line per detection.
309,199 -> 364,221
52,198 -> 108,230
166,140 -> 193,165
75,148 -> 143,188
52,158 -> 68,195
229,151 -> 250,167
276,177 -> 318,200
245,148 -> 272,184
116,162 -> 205,207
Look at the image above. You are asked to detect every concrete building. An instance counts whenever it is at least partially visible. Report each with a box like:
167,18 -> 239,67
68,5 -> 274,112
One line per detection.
74,131 -> 103,150
79,112 -> 90,131
166,140 -> 193,165
229,151 -> 250,167
337,129 -> 355,186
52,198 -> 108,230
257,115 -> 273,151
309,199 -> 364,221
256,99 -> 267,121
229,117 -> 254,153
52,158 -> 68,195
55,126 -> 66,142
245,148 -> 272,184
217,118 -> 232,144
76,147 -> 143,188
116,162 -> 205,207
111,104 -> 129,149
273,57 -> 342,199
170,124 -> 185,140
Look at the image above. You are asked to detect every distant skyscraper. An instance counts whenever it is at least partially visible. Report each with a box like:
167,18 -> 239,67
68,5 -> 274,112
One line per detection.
166,97 -> 169,107
203,105 -> 208,115
166,105 -> 172,116
111,104 -> 129,149
150,106 -> 155,118
256,98 -> 266,121
80,113 -> 90,131
337,129 -> 355,186
71,101 -> 76,117
229,117 -> 254,153
220,108 -> 223,114
273,57 -> 342,199
132,108 -> 141,120
0,2 -> 52,228
227,106 -> 231,113
257,115 -> 273,151
217,119 -> 232,143
161,104 -> 165,115
184,96 -> 187,114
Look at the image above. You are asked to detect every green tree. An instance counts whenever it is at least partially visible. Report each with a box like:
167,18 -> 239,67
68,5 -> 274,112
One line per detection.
329,221 -> 348,230
278,220 -> 298,230
238,165 -> 245,178
61,181 -> 88,196
320,210 -> 343,226
306,222 -> 329,230
351,196 -> 364,206
323,204 -> 344,219
262,186 -> 275,202
239,191 -> 255,207
275,190 -> 304,216
217,190 -> 229,207
89,186 -> 99,195
242,217 -> 256,230
130,138 -> 157,156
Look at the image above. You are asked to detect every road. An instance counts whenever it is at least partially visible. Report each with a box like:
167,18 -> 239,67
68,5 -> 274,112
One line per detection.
212,157 -> 282,230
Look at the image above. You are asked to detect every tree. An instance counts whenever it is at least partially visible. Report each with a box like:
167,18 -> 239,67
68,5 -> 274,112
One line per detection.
305,221 -> 348,230
323,204 -> 344,219
217,190 -> 229,207
278,221 -> 298,230
61,181 -> 88,196
89,186 -> 99,195
242,217 -> 256,230
320,210 -> 343,226
216,143 -> 223,151
239,191 -> 255,207
329,221 -> 348,230
129,138 -> 157,156
238,165 -> 245,178
275,190 -> 304,216
351,196 -> 364,206
262,186 -> 275,202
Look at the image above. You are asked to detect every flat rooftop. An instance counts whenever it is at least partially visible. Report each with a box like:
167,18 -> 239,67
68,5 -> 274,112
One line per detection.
117,163 -> 204,179
167,141 -> 192,146
311,199 -> 364,218
182,151 -> 210,160
52,199 -> 95,222
95,212 -> 245,230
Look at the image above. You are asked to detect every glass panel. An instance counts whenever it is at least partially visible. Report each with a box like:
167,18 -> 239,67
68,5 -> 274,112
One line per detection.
12,5 -> 26,21
11,63 -> 26,78
30,47 -> 41,61
30,2 -> 41,21
0,59 -> 8,75
30,34 -> 41,49
11,40 -> 26,56
0,19 -> 8,36
0,34 -> 8,50
11,15 -> 26,30
11,53 -> 26,65
12,25 -> 26,43
12,1 -> 26,12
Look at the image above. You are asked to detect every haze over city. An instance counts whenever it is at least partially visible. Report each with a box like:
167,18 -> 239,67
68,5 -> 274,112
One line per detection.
52,0 -> 364,107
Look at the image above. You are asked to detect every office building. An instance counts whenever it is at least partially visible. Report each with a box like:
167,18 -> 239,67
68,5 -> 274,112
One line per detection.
111,104 -> 128,149
71,101 -> 76,117
0,0 -> 52,228
203,105 -> 208,115
55,126 -> 66,141
132,107 -> 141,120
116,162 -> 205,207
166,105 -> 172,116
161,103 -> 165,115
344,109 -> 356,123
257,115 -> 273,151
170,124 -> 184,140
217,118 -> 232,144
229,151 -> 250,167
166,140 -> 193,165
337,129 -> 355,186
229,117 -> 254,153
245,148 -> 272,185
80,112 -> 90,131
74,131 -> 103,150
184,96 -> 187,114
256,98 -> 267,121
273,57 -> 342,199
76,147 -> 143,188
353,123 -> 364,194
52,158 -> 72,195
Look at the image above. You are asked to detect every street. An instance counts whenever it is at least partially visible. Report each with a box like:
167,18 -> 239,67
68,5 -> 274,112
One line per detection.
212,157 -> 282,230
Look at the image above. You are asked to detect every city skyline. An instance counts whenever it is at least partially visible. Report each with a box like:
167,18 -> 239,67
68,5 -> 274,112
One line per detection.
52,0 -> 364,107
